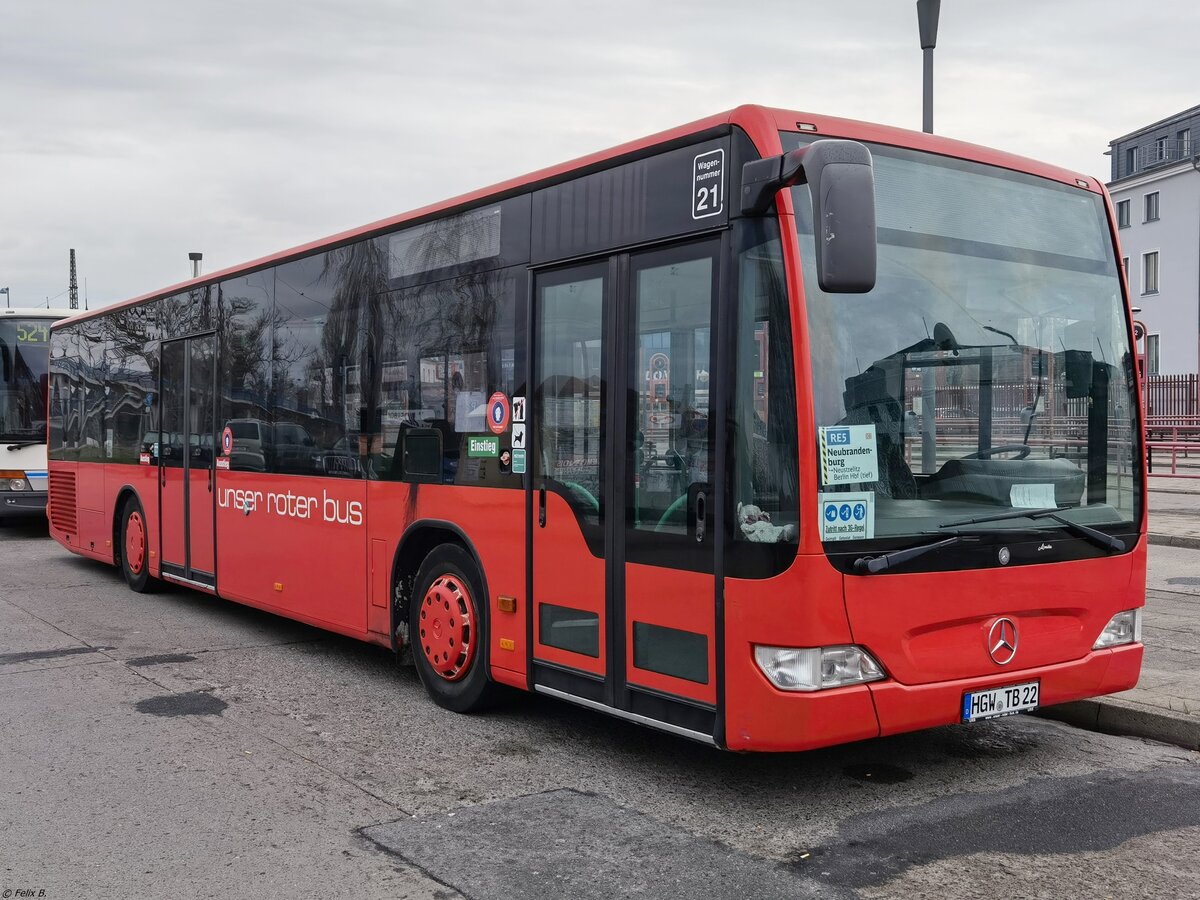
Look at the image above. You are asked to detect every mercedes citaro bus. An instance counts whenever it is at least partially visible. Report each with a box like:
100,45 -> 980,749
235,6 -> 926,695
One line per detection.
47,106 -> 1144,751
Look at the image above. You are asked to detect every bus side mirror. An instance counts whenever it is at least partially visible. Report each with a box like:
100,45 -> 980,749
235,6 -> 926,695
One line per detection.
740,139 -> 877,294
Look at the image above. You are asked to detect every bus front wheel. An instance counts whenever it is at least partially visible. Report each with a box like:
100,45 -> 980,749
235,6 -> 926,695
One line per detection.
409,544 -> 498,713
119,496 -> 159,594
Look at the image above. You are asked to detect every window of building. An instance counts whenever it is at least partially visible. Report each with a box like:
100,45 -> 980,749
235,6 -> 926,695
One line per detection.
1124,147 -> 1137,175
1142,251 -> 1160,294
1144,191 -> 1160,222
1180,129 -> 1192,157
1116,199 -> 1130,228
1122,256 -> 1129,276
1146,334 -> 1160,376
1155,136 -> 1168,161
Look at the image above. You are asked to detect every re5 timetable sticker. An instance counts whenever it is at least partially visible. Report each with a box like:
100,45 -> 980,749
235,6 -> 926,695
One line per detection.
818,425 -> 880,486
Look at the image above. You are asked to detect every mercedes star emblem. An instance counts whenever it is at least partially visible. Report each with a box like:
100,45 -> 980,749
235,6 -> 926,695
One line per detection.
987,617 -> 1019,666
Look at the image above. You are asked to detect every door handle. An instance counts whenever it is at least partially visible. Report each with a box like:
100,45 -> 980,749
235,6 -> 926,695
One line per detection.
695,490 -> 707,543
538,486 -> 547,528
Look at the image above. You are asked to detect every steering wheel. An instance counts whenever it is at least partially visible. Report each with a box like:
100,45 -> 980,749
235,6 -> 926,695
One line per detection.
962,444 -> 1032,460
654,494 -> 688,533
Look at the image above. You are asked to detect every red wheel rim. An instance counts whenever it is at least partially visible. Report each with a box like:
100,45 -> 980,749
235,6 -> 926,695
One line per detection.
126,510 -> 146,575
418,573 -> 477,681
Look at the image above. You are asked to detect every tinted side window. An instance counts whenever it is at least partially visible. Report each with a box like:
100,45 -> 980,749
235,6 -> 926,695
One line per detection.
159,286 -> 209,340
49,326 -> 80,461
729,218 -> 799,578
383,195 -> 531,291
217,272 -> 274,472
374,266 -> 521,486
105,305 -> 160,464
272,253 -> 365,477
79,328 -> 108,461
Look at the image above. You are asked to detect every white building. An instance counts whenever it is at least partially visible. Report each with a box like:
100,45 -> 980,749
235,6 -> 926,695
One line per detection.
1106,105 -> 1200,375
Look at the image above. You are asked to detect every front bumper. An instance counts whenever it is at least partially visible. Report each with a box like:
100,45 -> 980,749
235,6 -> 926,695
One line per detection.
869,643 -> 1143,736
726,643 -> 1143,751
1,490 -> 48,520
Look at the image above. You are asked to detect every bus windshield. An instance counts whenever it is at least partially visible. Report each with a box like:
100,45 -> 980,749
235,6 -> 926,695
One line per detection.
0,318 -> 52,443
787,136 -> 1140,544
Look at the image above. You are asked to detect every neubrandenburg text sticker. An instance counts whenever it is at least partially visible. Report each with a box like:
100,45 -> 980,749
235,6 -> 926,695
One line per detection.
818,425 -> 879,487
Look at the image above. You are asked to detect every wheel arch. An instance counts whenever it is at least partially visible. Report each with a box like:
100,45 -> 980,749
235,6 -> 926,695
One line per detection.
389,520 -> 491,662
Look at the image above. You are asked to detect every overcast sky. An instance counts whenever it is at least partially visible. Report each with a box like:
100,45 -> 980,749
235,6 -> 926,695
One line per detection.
4,0 -> 1197,312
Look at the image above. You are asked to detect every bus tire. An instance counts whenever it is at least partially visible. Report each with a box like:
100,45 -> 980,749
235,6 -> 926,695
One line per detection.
119,495 -> 159,594
409,544 -> 497,713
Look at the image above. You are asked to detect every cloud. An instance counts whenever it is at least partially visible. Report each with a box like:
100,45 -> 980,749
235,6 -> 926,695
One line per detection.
2,0 -> 1197,308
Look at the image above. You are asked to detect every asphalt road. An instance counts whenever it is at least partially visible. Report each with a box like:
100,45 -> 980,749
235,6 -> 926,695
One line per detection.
2,518 -> 1199,899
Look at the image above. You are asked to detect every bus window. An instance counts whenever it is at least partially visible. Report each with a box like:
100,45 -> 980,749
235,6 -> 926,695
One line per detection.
631,254 -> 712,535
731,223 -> 799,563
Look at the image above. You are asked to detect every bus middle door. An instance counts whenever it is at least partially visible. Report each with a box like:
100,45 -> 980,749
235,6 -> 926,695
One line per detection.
530,238 -> 720,742
159,335 -> 216,588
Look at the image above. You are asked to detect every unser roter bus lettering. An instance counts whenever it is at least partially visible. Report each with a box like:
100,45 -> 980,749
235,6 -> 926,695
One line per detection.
217,486 -> 363,526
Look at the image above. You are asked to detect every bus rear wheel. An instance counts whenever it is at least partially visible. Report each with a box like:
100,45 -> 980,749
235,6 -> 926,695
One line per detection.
119,496 -> 159,593
409,544 -> 498,713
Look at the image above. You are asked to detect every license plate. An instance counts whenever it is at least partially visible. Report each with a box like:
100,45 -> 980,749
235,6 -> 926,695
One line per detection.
961,681 -> 1039,723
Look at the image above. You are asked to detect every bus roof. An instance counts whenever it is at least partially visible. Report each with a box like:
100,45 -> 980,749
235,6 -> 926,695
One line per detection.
56,104 -> 1103,328
2,307 -> 73,319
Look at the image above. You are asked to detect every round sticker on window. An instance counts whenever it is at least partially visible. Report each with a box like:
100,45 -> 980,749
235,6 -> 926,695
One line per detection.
222,426 -> 234,456
487,392 -> 511,435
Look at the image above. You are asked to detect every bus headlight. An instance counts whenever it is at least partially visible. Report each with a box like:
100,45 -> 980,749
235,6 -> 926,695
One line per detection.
0,471 -> 28,491
1093,609 -> 1142,649
753,644 -> 885,691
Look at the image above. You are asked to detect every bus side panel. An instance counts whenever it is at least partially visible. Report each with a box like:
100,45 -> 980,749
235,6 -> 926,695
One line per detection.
105,462 -> 162,573
215,471 -> 368,637
417,486 -> 528,683
71,461 -> 110,560
723,555 -> 881,751
367,483 -> 529,684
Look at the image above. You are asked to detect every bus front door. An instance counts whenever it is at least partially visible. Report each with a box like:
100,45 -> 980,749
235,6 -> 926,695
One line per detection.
159,335 -> 216,588
531,238 -> 721,743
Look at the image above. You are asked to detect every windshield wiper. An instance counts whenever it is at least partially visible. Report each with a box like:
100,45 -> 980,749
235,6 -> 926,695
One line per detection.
854,534 -> 972,575
5,440 -> 41,451
940,507 -> 1125,554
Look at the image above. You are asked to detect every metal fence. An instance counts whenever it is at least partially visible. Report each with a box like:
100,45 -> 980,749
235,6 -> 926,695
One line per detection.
1143,375 -> 1200,478
1144,373 -> 1199,421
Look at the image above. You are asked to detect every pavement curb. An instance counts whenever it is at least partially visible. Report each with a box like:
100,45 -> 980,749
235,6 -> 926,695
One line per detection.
1036,699 -> 1200,751
1147,532 -> 1200,550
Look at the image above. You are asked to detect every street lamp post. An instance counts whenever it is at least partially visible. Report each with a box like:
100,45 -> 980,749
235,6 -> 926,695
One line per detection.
917,0 -> 941,134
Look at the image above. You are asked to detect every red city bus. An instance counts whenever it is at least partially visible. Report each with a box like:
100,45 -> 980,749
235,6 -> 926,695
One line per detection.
46,105 -> 1145,751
